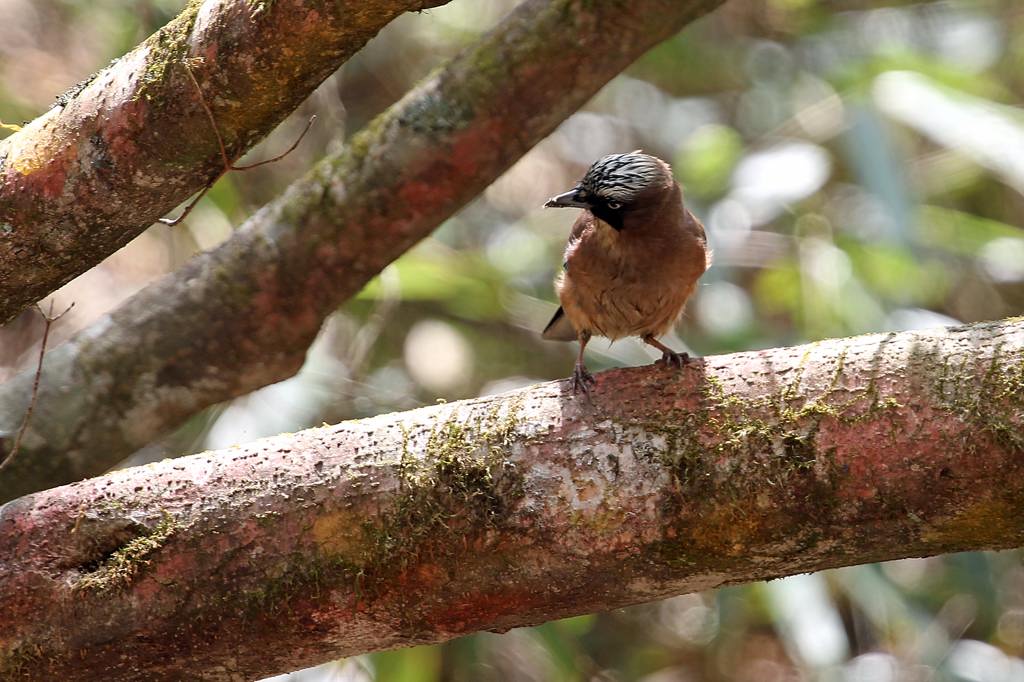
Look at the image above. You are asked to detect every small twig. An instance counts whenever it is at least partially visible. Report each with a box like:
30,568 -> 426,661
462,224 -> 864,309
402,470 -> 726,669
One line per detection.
0,301 -> 75,472
158,60 -> 316,226
183,60 -> 233,172
232,114 -> 316,170
157,183 -> 215,227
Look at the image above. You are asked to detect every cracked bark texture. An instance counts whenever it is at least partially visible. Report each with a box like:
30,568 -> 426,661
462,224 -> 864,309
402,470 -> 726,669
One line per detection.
0,0 -> 450,325
0,0 -> 728,503
3,319 -> 1024,680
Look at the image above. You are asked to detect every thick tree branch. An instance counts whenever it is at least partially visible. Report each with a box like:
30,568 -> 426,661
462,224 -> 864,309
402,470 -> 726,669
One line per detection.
0,0 -> 728,503
3,319 -> 1023,680
0,0 -> 449,325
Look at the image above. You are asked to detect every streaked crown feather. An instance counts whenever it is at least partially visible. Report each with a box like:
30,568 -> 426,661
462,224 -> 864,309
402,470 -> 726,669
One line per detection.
579,151 -> 671,203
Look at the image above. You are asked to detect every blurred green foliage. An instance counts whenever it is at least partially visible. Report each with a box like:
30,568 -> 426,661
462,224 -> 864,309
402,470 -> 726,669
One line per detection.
3,0 -> 1024,680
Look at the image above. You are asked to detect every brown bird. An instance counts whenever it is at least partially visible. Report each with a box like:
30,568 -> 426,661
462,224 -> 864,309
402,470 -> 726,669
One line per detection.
542,151 -> 710,395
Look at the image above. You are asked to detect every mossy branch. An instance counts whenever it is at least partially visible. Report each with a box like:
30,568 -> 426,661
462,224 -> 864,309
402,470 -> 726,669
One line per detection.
0,0 -> 450,325
3,318 -> 1024,680
0,0 -> 728,504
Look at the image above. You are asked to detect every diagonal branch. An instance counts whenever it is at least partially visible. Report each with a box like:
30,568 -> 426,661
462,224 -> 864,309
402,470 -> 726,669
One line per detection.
0,0 -> 450,325
3,319 -> 1023,680
0,0 -> 728,503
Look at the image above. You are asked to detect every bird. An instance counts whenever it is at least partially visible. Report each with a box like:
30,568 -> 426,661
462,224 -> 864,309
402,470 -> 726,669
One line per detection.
542,151 -> 710,395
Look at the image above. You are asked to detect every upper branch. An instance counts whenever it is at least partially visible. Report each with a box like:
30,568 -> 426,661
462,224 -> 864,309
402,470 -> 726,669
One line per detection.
3,319 -> 1024,680
0,0 -> 728,503
0,0 -> 449,324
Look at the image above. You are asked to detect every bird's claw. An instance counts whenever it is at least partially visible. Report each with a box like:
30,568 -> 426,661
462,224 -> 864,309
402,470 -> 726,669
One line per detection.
572,362 -> 596,396
660,351 -> 690,369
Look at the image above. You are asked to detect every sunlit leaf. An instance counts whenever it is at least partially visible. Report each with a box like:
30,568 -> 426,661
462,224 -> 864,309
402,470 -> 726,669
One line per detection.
676,124 -> 743,199
917,205 -> 1023,256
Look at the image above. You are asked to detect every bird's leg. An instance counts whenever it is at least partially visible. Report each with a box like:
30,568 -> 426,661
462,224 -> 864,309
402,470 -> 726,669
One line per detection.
642,334 -> 690,369
572,331 -> 596,396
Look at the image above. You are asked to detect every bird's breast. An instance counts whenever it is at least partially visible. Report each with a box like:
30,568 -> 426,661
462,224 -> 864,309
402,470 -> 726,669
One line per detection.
559,220 -> 706,340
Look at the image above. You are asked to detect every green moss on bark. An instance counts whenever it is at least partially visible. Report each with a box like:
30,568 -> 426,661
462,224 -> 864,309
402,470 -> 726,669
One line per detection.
138,0 -> 204,101
74,514 -> 180,592
358,396 -> 527,584
916,332 -> 1024,456
0,642 -> 43,679
237,396 -> 529,614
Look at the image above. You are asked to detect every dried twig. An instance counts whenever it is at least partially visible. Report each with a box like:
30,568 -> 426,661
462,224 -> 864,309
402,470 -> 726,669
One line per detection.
158,60 -> 316,226
183,59 -> 234,173
231,115 -> 316,171
0,301 -> 74,472
158,183 -> 216,227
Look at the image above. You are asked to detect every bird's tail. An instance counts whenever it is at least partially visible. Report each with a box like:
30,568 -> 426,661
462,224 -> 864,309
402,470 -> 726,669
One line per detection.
542,306 -> 577,341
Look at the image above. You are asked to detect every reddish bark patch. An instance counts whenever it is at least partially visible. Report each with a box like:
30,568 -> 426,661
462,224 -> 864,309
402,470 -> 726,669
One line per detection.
427,586 -> 550,635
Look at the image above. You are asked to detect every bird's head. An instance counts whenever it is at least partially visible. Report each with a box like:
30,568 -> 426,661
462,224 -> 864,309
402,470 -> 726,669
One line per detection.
544,151 -> 674,230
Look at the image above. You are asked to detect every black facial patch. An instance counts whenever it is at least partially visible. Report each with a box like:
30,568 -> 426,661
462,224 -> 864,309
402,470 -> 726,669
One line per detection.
589,197 -> 625,231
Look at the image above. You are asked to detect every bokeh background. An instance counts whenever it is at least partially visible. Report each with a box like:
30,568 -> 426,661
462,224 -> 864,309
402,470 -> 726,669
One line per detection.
3,0 -> 1024,679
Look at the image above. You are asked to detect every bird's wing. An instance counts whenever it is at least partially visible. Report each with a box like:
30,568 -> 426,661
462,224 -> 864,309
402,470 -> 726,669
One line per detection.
684,208 -> 712,269
541,306 -> 577,341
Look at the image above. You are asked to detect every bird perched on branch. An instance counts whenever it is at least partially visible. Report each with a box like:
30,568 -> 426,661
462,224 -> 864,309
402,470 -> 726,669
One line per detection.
542,151 -> 710,395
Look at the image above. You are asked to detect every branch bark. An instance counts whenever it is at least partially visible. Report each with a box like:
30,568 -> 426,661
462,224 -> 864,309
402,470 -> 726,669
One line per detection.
0,0 -> 728,503
0,0 -> 449,325
3,318 -> 1024,680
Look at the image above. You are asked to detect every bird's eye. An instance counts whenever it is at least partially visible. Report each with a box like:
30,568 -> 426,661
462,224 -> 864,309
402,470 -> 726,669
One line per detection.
606,200 -> 622,210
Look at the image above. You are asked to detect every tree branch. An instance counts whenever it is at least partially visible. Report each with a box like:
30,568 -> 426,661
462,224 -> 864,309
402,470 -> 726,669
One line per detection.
0,0 -> 449,325
0,0 -> 728,503
3,318 -> 1023,680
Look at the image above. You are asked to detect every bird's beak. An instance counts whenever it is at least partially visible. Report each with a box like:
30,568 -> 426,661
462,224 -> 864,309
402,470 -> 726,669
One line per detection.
544,187 -> 590,209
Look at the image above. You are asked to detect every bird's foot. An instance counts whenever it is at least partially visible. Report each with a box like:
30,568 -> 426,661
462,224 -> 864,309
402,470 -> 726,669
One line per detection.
642,334 -> 691,370
659,350 -> 690,369
572,362 -> 596,396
